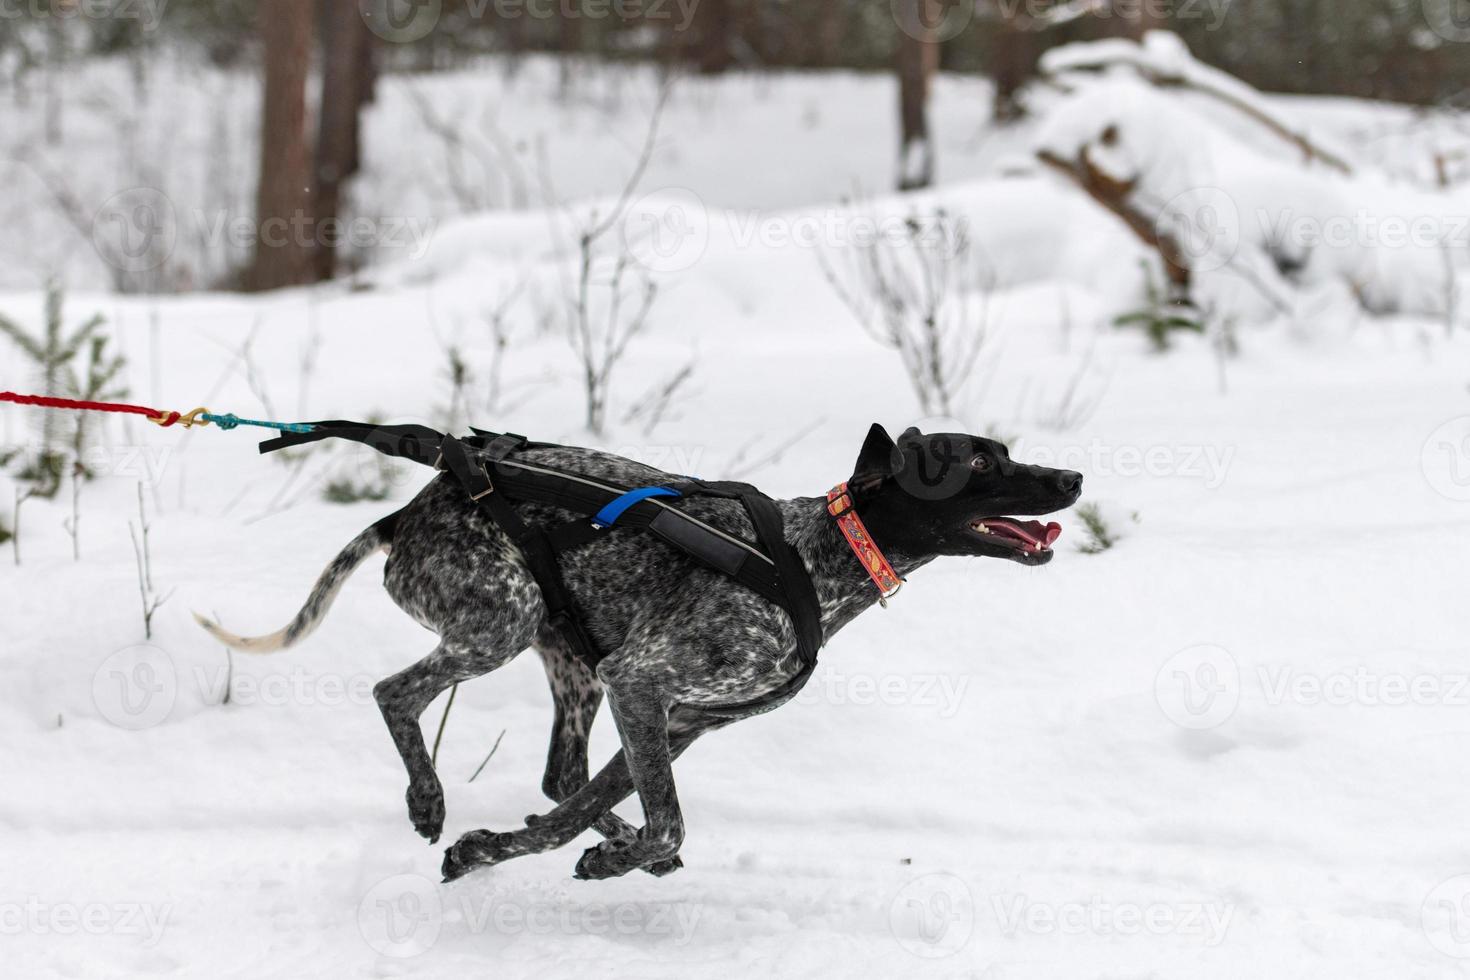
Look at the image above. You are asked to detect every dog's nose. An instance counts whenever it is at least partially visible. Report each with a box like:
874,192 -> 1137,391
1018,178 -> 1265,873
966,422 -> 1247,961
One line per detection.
1057,470 -> 1083,495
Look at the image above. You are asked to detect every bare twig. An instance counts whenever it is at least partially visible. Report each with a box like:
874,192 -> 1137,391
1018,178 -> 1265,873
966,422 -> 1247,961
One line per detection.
482,281 -> 527,413
63,457 -> 80,561
403,82 -> 531,211
468,728 -> 508,783
622,361 -> 696,435
13,486 -> 35,566
820,206 -> 992,417
128,482 -> 171,638
726,419 -> 826,481
430,683 -> 458,769
543,82 -> 676,435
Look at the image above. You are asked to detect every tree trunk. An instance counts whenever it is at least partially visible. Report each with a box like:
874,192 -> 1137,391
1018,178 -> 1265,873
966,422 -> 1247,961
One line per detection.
691,0 -> 737,74
248,0 -> 316,292
558,0 -> 583,95
895,0 -> 940,191
1113,2 -> 1166,40
991,7 -> 1030,123
314,0 -> 375,281
814,1 -> 843,68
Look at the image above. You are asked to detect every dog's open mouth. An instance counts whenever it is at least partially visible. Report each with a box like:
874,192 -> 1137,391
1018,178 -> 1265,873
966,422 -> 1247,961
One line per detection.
970,518 -> 1063,558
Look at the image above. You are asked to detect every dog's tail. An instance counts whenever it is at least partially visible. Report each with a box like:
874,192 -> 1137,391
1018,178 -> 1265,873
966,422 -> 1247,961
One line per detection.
193,512 -> 400,655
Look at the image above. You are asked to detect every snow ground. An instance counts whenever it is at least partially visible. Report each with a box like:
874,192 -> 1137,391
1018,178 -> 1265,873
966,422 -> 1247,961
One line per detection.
5,49 -> 1470,980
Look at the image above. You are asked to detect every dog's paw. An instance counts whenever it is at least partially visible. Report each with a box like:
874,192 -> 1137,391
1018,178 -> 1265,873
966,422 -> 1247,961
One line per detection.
574,839 -> 633,881
406,778 -> 446,844
441,829 -> 519,882
574,837 -> 674,881
643,854 -> 684,877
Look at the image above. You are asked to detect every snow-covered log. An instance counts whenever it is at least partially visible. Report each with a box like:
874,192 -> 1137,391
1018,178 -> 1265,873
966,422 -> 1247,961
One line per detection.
1041,31 -> 1354,176
1033,74 -> 1470,318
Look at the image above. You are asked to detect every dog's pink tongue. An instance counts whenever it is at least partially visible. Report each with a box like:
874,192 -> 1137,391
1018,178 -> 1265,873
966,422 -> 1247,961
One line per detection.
1018,520 -> 1062,549
1002,519 -> 1063,549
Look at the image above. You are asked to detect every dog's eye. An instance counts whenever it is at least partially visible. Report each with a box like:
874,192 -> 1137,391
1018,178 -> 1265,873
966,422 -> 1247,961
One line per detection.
971,453 -> 993,473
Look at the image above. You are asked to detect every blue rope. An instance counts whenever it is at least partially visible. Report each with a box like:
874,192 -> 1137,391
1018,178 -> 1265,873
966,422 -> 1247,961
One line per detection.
201,413 -> 316,434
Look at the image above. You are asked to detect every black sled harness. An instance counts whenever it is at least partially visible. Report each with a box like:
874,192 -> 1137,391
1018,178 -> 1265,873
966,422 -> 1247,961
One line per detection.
261,422 -> 825,715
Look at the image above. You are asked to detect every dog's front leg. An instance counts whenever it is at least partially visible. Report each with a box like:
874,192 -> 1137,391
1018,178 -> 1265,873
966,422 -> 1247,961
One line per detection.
441,706 -> 731,881
571,675 -> 682,880
538,643 -> 685,876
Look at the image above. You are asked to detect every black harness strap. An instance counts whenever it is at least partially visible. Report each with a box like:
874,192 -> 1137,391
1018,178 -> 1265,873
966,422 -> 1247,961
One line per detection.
435,433 -> 604,670
261,422 -> 826,707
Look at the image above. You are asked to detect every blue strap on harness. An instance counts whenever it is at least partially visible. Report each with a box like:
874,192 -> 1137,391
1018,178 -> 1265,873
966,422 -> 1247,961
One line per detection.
592,486 -> 682,529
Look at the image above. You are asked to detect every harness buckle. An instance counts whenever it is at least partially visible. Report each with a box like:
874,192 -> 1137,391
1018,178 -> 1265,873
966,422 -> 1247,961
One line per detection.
469,466 -> 495,501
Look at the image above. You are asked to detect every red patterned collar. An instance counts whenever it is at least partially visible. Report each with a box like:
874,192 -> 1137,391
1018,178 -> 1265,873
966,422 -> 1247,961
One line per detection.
826,483 -> 903,606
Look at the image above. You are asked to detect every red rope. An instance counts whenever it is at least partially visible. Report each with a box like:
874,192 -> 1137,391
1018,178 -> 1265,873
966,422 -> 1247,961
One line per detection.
0,391 -> 180,426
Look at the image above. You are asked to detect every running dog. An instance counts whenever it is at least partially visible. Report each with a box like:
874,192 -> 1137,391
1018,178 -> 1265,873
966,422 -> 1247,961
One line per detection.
197,424 -> 1082,881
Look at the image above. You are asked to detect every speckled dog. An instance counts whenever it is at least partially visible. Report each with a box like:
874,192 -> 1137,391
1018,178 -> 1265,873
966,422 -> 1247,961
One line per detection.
198,424 -> 1082,881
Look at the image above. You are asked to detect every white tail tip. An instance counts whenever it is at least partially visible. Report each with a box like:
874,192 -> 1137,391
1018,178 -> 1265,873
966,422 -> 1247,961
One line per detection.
193,611 -> 289,655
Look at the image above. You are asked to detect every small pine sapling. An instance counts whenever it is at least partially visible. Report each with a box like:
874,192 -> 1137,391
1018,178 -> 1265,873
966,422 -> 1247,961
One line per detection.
0,282 -> 108,497
1114,261 -> 1206,352
71,332 -> 129,475
1075,502 -> 1119,555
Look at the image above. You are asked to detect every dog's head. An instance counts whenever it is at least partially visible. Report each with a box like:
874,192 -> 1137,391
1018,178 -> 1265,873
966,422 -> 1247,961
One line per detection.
846,424 -> 1082,566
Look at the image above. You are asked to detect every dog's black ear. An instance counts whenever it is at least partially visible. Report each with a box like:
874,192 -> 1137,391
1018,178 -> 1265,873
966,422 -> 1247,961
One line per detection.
851,423 -> 903,494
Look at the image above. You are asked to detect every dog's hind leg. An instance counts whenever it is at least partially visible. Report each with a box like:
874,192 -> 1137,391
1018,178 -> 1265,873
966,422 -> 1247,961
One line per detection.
374,632 -> 530,844
537,645 -> 627,837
